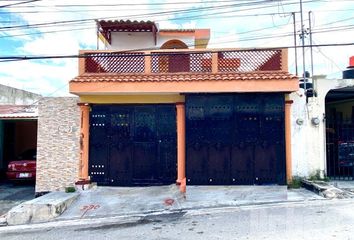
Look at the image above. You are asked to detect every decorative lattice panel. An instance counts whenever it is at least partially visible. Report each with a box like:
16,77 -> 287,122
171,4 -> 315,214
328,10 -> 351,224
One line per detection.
83,49 -> 284,74
151,52 -> 212,73
84,52 -> 145,73
218,49 -> 282,72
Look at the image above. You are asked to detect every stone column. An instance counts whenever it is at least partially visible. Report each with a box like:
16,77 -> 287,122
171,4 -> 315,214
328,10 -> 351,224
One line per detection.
285,99 -> 293,184
176,103 -> 186,192
78,103 -> 90,180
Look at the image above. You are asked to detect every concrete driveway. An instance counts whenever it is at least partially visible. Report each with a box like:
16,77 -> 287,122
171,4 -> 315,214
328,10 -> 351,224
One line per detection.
58,185 -> 323,221
0,182 -> 35,217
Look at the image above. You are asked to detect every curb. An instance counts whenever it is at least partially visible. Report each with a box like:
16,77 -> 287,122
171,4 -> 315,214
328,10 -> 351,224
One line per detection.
3,192 -> 79,226
0,196 -> 343,232
301,180 -> 354,199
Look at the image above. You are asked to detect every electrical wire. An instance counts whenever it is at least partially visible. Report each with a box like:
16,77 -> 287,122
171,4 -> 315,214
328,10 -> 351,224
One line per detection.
0,0 -> 323,31
0,0 -> 40,8
0,42 -> 353,63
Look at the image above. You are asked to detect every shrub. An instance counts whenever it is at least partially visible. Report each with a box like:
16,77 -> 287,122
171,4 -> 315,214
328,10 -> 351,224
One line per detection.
65,186 -> 76,193
288,176 -> 303,189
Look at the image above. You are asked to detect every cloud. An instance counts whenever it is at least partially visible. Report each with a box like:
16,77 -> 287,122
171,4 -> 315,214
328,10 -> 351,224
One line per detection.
0,58 -> 77,96
0,0 -> 353,96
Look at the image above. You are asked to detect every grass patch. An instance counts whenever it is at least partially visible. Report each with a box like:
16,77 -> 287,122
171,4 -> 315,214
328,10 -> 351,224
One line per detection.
65,186 -> 76,193
288,176 -> 303,189
308,170 -> 330,182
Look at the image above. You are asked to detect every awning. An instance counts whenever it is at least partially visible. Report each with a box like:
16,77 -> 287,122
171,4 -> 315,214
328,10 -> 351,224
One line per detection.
0,105 -> 38,120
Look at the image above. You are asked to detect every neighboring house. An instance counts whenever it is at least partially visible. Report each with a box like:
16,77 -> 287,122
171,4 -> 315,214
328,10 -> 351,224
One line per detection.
290,56 -> 354,180
0,84 -> 40,180
35,20 -> 298,195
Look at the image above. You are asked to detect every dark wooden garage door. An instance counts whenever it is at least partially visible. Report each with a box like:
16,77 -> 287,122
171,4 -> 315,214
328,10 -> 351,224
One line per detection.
186,93 -> 285,185
89,105 -> 176,186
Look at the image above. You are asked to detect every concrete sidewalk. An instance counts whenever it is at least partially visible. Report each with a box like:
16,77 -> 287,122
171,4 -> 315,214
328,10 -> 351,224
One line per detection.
57,185 -> 323,221
2,185 -> 325,226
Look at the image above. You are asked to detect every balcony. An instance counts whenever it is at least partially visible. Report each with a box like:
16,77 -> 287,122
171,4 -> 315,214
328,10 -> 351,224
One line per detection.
78,48 -> 288,75
71,48 -> 297,95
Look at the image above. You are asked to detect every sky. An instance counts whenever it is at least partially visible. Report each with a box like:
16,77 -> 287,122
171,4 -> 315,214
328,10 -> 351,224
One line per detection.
0,0 -> 353,97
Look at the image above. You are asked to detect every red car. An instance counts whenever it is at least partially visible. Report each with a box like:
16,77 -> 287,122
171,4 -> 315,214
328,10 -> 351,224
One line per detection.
6,149 -> 36,181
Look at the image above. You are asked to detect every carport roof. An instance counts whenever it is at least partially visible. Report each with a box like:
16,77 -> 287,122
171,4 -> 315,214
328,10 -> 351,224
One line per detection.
0,105 -> 38,120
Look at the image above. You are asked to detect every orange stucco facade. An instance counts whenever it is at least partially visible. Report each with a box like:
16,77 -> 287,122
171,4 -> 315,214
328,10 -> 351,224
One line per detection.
285,100 -> 293,184
70,78 -> 298,95
176,103 -> 186,192
72,47 -> 297,189
78,103 -> 90,180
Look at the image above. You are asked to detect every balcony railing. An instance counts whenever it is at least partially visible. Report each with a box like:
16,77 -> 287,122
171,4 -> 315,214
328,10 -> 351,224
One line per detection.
79,48 -> 287,75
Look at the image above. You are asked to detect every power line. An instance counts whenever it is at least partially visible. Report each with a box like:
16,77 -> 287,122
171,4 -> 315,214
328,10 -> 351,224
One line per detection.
5,0 -> 285,8
7,0 -> 354,9
0,42 -> 353,63
2,0 -> 297,13
0,25 -> 95,38
2,5 -> 353,39
0,21 -> 352,52
0,0 -> 276,29
0,0 -> 40,8
0,0 -> 322,31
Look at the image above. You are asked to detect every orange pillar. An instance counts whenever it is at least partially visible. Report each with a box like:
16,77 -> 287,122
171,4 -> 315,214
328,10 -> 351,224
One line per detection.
285,100 -> 293,184
78,103 -> 90,181
176,102 -> 186,193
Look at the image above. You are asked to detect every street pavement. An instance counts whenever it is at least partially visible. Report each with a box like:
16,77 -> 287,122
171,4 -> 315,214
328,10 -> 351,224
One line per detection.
1,198 -> 354,240
0,182 -> 34,217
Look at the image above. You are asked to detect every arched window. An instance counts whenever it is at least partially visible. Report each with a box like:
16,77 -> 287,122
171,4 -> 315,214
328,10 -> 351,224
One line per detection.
159,40 -> 189,73
160,39 -> 188,49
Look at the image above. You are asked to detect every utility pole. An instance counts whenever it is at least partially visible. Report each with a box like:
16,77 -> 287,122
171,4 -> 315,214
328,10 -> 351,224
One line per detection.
308,11 -> 314,77
299,0 -> 307,91
292,12 -> 298,76
95,20 -> 99,50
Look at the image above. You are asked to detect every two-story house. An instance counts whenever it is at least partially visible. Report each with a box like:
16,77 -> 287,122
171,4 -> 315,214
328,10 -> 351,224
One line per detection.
36,20 -> 298,194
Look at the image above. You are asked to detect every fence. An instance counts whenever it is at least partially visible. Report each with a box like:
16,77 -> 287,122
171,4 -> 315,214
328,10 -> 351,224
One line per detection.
81,49 -> 285,74
326,117 -> 354,180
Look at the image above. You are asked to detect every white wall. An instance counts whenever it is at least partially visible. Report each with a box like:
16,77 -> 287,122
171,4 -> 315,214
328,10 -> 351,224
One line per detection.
0,84 -> 41,105
106,32 -> 195,50
290,76 -> 354,177
108,32 -> 155,50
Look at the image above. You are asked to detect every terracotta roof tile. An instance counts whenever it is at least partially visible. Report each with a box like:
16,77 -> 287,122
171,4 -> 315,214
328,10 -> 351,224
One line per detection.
159,29 -> 196,32
98,20 -> 157,32
0,105 -> 38,119
70,72 -> 297,83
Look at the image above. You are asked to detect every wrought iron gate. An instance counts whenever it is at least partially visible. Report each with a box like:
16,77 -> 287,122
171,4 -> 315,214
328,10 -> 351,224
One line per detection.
89,105 -> 177,186
186,93 -> 285,185
326,115 -> 354,180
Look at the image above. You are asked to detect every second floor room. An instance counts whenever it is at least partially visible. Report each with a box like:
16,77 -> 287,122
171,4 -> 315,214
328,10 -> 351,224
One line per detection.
97,19 -> 210,50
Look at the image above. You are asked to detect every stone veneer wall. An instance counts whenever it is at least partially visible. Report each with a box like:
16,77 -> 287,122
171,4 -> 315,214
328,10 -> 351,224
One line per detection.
36,97 -> 80,193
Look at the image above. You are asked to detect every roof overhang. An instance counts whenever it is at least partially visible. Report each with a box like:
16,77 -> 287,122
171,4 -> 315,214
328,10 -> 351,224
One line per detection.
0,105 -> 38,120
69,72 -> 298,95
97,20 -> 158,45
